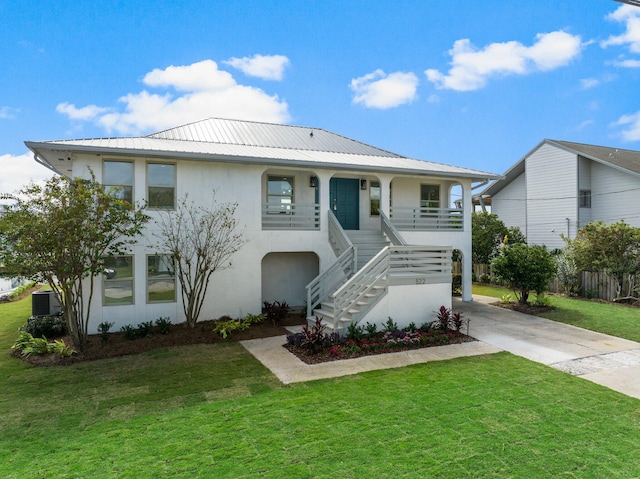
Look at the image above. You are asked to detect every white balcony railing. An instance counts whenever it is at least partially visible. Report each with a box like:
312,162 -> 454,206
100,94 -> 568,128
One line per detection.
261,203 -> 320,230
390,206 -> 463,231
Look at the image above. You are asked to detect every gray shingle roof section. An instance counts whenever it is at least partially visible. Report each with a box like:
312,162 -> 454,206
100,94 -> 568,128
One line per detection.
147,117 -> 401,157
551,140 -> 640,175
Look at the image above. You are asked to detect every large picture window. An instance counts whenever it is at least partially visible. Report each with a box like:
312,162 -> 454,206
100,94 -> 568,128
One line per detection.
103,255 -> 134,305
267,176 -> 294,214
147,255 -> 175,303
104,160 -> 133,204
148,163 -> 176,209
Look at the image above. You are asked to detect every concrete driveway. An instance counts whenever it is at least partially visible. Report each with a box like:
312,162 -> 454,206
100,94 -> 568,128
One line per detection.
242,295 -> 640,400
455,295 -> 640,400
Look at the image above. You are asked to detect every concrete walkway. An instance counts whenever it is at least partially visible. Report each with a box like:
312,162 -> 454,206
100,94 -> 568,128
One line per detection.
241,295 -> 640,400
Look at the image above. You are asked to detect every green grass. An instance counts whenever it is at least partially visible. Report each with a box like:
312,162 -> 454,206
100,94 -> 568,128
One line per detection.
2,292 -> 640,477
473,284 -> 640,342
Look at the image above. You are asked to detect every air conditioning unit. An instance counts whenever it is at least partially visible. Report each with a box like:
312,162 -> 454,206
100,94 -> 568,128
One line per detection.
32,291 -> 62,317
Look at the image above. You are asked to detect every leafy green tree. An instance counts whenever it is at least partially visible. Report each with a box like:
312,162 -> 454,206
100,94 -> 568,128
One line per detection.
154,193 -> 246,328
564,221 -> 640,301
472,211 -> 525,264
491,243 -> 557,304
0,175 -> 148,349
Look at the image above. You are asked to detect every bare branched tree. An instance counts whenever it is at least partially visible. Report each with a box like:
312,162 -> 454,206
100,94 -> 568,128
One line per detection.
154,193 -> 246,327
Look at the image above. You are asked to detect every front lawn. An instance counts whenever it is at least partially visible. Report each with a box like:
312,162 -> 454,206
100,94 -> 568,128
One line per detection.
2,292 -> 640,477
473,284 -> 640,342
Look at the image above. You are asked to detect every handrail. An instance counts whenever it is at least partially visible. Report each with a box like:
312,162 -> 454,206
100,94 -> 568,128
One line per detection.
328,209 -> 355,258
305,210 -> 356,318
262,202 -> 320,230
306,247 -> 355,318
389,206 -> 463,231
331,245 -> 452,326
380,210 -> 407,246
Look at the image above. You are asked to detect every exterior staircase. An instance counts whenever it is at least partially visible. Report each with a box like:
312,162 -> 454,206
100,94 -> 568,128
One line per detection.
345,230 -> 390,270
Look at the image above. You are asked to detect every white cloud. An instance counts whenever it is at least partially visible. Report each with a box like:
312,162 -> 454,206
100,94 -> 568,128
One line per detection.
602,5 -> 640,53
0,152 -> 53,196
580,78 -> 600,90
56,102 -> 110,121
57,59 -> 290,135
223,54 -> 290,81
612,58 -> 640,68
612,111 -> 640,141
0,106 -> 19,119
350,70 -> 419,109
425,31 -> 582,91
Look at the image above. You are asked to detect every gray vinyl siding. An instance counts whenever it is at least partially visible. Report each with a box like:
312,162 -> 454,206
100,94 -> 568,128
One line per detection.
578,156 -> 592,228
591,162 -> 640,227
526,143 -> 577,249
491,172 -> 526,234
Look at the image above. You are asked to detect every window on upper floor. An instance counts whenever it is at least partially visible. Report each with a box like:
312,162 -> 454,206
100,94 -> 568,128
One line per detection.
103,160 -> 133,204
148,163 -> 176,209
147,254 -> 176,303
267,176 -> 294,214
420,184 -> 440,209
579,190 -> 591,208
370,181 -> 381,216
103,255 -> 134,305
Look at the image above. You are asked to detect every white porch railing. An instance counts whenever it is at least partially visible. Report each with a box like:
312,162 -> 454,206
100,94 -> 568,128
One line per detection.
262,202 -> 320,230
390,206 -> 463,231
332,246 -> 452,327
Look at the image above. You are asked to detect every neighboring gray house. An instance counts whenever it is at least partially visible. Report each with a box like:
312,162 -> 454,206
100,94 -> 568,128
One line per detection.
26,117 -> 499,333
481,139 -> 640,250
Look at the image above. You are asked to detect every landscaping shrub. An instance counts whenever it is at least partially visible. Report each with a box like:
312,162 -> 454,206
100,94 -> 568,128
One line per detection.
24,314 -> 67,339
97,321 -> 114,344
12,331 -> 75,357
262,300 -> 289,325
155,317 -> 172,334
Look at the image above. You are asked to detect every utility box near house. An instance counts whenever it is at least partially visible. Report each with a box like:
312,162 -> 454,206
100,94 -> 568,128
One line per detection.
32,291 -> 61,317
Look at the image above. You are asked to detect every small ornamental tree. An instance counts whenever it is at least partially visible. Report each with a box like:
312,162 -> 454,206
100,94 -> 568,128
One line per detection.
154,193 -> 246,328
491,243 -> 557,304
0,174 -> 149,349
564,221 -> 640,301
472,211 -> 526,264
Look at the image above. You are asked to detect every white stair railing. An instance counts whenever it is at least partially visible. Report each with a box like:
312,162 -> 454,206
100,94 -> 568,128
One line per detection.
331,246 -> 452,328
306,210 -> 356,318
380,210 -> 406,246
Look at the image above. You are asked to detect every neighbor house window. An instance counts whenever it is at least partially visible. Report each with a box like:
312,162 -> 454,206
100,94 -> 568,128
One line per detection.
267,176 -> 294,214
579,190 -> 591,208
420,184 -> 440,209
148,163 -> 176,209
104,160 -> 133,204
370,181 -> 381,216
147,255 -> 175,303
103,255 -> 134,305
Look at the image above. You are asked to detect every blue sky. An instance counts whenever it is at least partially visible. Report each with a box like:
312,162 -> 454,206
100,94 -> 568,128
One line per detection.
2,0 -> 640,194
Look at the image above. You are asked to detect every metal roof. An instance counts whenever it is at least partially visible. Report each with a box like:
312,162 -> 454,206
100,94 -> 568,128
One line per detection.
481,138 -> 640,197
25,118 -> 500,180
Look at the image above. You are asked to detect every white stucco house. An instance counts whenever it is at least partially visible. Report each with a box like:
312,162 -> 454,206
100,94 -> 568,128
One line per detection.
26,118 -> 499,333
481,139 -> 640,251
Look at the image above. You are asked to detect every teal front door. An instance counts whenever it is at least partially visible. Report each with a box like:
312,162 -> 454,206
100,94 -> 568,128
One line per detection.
330,178 -> 359,230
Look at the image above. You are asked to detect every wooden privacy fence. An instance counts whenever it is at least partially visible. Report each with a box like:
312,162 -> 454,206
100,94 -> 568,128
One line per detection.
453,261 -> 639,302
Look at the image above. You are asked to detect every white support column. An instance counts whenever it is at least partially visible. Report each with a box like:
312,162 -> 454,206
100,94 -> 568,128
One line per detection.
462,181 -> 473,302
379,176 -> 392,217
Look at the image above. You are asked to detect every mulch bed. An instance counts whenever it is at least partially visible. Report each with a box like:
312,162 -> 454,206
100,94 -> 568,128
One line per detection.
284,331 -> 477,365
491,302 -> 555,315
11,314 -> 306,367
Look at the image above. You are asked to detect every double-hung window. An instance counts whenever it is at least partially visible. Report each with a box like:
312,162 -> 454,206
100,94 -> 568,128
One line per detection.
147,255 -> 176,303
104,160 -> 133,204
267,176 -> 294,214
103,255 -> 134,305
420,185 -> 440,209
579,190 -> 591,208
148,163 -> 176,209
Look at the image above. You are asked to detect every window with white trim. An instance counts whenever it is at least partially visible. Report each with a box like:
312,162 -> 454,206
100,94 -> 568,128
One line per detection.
103,255 -> 134,305
104,160 -> 133,204
579,190 -> 591,208
148,163 -> 176,209
267,176 -> 294,214
147,255 -> 176,303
